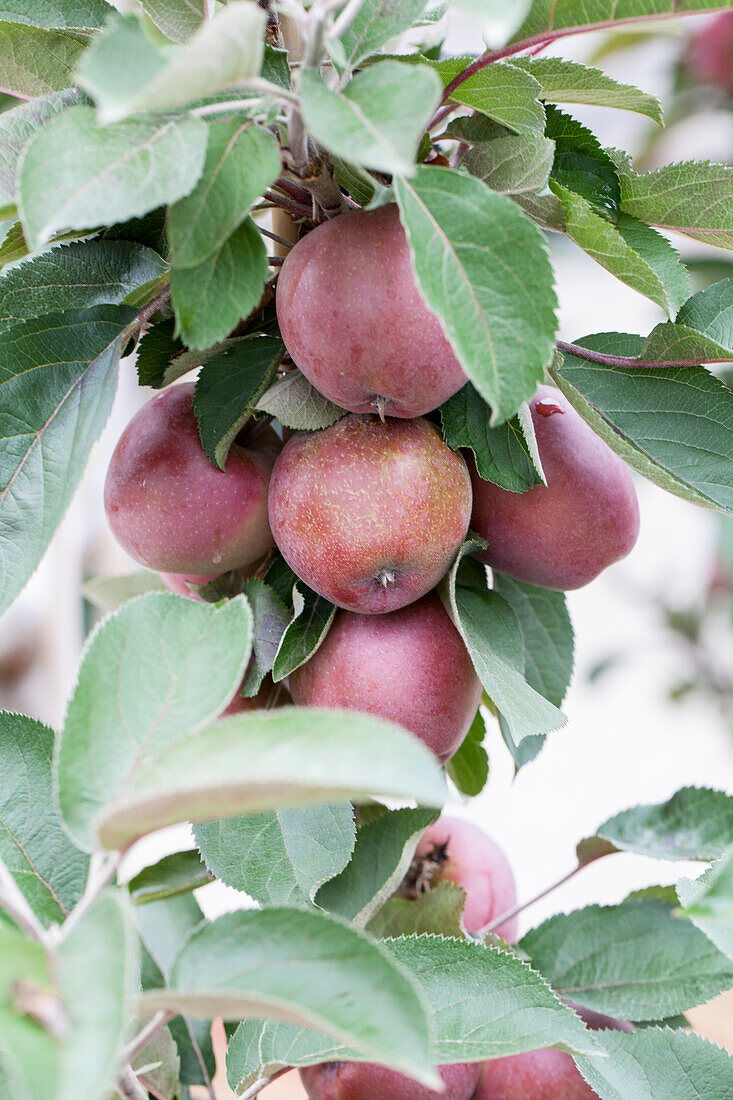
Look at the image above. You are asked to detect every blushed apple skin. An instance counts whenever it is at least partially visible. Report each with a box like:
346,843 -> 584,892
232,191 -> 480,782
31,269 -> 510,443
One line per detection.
104,383 -> 279,574
268,415 -> 472,613
473,1007 -> 633,1099
687,13 -> 733,96
289,594 -> 481,763
300,1060 -> 480,1100
159,572 -> 220,599
276,204 -> 467,418
469,385 -> 639,590
414,817 -> 518,939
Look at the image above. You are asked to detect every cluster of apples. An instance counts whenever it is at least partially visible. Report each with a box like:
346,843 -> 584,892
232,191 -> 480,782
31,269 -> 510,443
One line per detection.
300,815 -> 631,1100
104,203 -> 639,760
103,204 -> 639,1099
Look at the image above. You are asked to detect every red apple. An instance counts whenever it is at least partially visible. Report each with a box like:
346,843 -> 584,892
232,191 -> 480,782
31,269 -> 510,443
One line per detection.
473,1007 -> 632,1099
409,817 -> 518,939
300,1060 -> 480,1100
104,383 -> 279,574
686,13 -> 733,96
268,415 -> 472,613
276,204 -> 467,418
289,593 -> 481,763
469,385 -> 639,590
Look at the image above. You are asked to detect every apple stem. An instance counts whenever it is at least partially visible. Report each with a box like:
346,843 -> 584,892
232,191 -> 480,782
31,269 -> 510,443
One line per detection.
374,395 -> 387,422
240,1068 -> 288,1099
482,862 -> 585,935
556,339 -> 730,369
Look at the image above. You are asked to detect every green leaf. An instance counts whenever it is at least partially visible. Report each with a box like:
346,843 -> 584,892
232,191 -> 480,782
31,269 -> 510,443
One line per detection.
138,0 -> 205,44
129,849 -> 213,905
590,787 -> 733,862
339,0 -> 428,70
0,23 -> 88,99
256,369 -> 347,431
440,543 -> 567,746
168,120 -> 280,269
195,803 -> 356,907
461,125 -> 555,195
56,592 -> 253,851
82,570 -> 167,612
545,105 -> 619,214
96,707 -> 447,850
436,57 -> 545,135
55,891 -> 138,1100
0,305 -> 134,618
192,334 -> 284,468
0,712 -> 88,925
0,890 -> 138,1100
395,165 -> 557,425
493,564 -> 576,767
440,383 -> 543,491
621,161 -> 733,251
134,892 -> 215,1087
240,577 -> 290,696
678,855 -> 733,963
643,276 -> 733,362
513,57 -> 663,124
445,707 -> 489,797
271,586 -> 336,681
2,0 -> 108,29
19,106 -> 208,250
553,334 -> 733,514
170,216 -> 268,349
225,933 -> 597,1092
142,907 -> 438,1086
0,923 -> 57,1100
317,808 -> 439,927
614,213 -> 691,317
573,1027 -> 733,1100
511,1 -> 733,44
492,575 -> 574,707
134,318 -> 183,388
0,240 -> 166,331
78,4 -> 266,122
136,327 -> 257,390
367,880 -> 467,940
0,89 -> 84,211
551,183 -> 689,317
300,61 -> 441,177
521,899 -> 733,1021
126,1023 -> 181,1100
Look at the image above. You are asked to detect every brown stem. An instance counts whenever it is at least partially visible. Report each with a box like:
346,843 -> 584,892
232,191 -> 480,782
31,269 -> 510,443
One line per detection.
263,189 -> 313,220
117,1067 -> 148,1100
123,285 -> 172,346
259,226 -> 294,249
441,8 -> 727,104
556,339 -> 729,369
258,0 -> 284,48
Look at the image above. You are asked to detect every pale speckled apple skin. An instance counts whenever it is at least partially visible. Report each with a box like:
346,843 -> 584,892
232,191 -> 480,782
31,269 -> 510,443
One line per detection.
469,385 -> 639,591
276,204 -> 467,418
289,594 -> 481,763
300,1060 -> 481,1100
473,1009 -> 632,1099
268,415 -> 472,613
104,383 -> 279,574
415,817 -> 518,939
